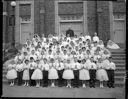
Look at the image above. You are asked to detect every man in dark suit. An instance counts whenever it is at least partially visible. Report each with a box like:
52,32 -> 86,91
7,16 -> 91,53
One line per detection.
66,27 -> 74,37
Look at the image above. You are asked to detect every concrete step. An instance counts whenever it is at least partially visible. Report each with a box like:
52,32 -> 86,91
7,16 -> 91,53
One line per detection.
115,63 -> 125,67
115,71 -> 126,75
115,73 -> 125,76
115,76 -> 124,81
112,54 -> 126,57
112,57 -> 125,60
112,60 -> 125,64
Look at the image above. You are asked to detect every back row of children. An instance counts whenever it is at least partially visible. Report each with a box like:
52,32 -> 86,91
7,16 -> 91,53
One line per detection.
6,32 -> 116,88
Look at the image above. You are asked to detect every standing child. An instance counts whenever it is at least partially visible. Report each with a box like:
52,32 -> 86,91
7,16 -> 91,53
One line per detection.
22,59 -> 30,86
42,58 -> 49,87
96,58 -> 109,88
31,59 -> 43,87
56,59 -> 64,87
89,58 -> 97,88
6,60 -> 17,86
72,58 -> 81,88
29,57 -> 37,86
106,57 -> 116,88
16,59 -> 24,86
48,58 -> 58,87
79,59 -> 90,88
63,59 -> 74,88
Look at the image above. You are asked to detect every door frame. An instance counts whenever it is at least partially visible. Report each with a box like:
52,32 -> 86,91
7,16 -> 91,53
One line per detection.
15,0 -> 34,44
55,0 -> 88,37
113,19 -> 126,48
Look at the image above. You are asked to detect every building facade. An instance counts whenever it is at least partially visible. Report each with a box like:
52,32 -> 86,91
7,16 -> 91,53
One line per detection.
3,0 -> 126,48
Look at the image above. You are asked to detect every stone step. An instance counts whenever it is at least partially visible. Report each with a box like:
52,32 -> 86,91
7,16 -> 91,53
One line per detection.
115,70 -> 125,73
112,57 -> 125,60
116,68 -> 125,71
115,73 -> 125,76
112,60 -> 125,64
116,66 -> 125,69
115,76 -> 124,81
115,63 -> 125,67
112,54 -> 126,57
2,79 -> 125,87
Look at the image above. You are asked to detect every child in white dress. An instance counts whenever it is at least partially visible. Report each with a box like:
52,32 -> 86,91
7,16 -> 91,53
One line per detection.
107,40 -> 120,49
96,58 -> 109,88
6,60 -> 17,86
31,60 -> 43,87
48,58 -> 58,87
79,59 -> 90,88
22,59 -> 30,86
63,59 -> 74,88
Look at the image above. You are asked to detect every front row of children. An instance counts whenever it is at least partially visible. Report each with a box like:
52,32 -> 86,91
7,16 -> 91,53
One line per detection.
6,57 -> 116,88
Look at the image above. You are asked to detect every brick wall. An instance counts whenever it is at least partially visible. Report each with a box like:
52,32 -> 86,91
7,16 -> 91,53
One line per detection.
34,0 -> 40,36
58,2 -> 83,15
44,0 -> 55,37
97,1 -> 110,45
113,2 -> 126,12
6,1 -> 13,43
87,1 -> 96,37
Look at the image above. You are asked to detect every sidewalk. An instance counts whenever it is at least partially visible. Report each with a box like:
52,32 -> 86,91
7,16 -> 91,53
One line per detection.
2,83 -> 125,98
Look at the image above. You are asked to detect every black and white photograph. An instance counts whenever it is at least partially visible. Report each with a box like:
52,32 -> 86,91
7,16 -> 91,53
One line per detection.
2,0 -> 126,98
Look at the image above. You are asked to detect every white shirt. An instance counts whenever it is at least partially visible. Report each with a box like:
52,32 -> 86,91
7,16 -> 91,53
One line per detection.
42,63 -> 49,71
16,64 -> 24,71
88,62 -> 97,69
71,62 -> 81,70
93,36 -> 99,42
29,62 -> 37,69
23,63 -> 30,70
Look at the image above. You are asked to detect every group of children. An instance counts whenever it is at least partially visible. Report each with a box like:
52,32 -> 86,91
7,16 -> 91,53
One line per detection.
6,33 -> 116,88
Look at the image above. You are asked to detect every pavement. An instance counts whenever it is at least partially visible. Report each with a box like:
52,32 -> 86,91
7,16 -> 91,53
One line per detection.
2,83 -> 126,98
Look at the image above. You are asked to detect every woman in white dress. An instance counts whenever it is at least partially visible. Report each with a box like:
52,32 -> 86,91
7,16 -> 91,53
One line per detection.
6,60 -> 17,86
96,58 -> 109,88
63,59 -> 74,88
107,40 -> 120,49
79,59 -> 90,88
22,59 -> 30,86
48,58 -> 58,87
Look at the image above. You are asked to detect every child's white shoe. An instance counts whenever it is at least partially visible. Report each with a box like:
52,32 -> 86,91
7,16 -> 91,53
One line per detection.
23,83 -> 26,86
11,83 -> 14,86
51,83 -> 55,87
9,83 -> 12,86
69,85 -> 71,88
82,84 -> 86,88
100,85 -> 104,88
26,83 -> 29,87
36,84 -> 39,88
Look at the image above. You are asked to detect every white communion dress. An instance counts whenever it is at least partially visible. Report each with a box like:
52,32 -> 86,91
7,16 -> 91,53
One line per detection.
107,40 -> 120,49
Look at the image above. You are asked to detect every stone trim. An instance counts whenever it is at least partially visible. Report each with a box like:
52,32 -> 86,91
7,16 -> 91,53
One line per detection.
83,1 -> 88,34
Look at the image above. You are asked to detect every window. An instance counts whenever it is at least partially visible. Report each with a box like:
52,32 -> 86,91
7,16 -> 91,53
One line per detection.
60,15 -> 83,21
19,3 -> 31,22
113,13 -> 125,20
